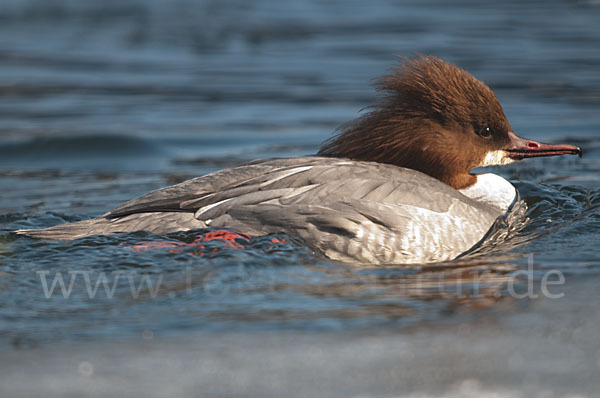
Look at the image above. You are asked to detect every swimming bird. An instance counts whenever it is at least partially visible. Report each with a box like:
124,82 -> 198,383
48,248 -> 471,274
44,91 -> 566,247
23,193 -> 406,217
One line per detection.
17,56 -> 582,264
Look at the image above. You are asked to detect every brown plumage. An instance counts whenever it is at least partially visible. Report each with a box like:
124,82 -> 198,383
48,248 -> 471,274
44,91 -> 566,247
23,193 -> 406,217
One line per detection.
318,55 -> 513,189
16,55 -> 582,264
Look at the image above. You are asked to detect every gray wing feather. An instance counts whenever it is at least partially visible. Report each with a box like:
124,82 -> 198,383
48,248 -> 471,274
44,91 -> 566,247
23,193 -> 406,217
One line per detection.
19,156 -> 504,264
207,197 -> 496,264
108,162 -> 290,217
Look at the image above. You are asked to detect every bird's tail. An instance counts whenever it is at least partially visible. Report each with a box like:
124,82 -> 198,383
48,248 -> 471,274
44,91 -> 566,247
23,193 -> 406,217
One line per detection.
15,211 -> 205,241
16,217 -> 119,241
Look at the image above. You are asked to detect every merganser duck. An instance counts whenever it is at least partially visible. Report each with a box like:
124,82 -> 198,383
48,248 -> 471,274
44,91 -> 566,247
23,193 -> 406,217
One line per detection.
17,56 -> 582,264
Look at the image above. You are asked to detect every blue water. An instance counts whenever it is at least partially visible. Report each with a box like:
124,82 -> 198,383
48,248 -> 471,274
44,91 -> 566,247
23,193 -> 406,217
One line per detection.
1,0 -> 599,396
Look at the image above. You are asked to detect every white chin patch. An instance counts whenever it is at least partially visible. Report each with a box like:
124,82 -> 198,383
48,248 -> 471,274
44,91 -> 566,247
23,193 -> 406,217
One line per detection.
481,150 -> 514,167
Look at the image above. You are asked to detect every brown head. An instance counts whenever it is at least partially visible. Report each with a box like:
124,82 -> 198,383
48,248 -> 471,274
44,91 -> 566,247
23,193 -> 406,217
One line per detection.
318,56 -> 582,189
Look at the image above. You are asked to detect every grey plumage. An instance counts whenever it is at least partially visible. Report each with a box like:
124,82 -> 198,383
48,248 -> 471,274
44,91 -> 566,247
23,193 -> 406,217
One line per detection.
17,157 -> 509,264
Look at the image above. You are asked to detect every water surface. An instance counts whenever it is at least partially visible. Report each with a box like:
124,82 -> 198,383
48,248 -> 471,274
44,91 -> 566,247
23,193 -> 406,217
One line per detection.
1,0 -> 599,396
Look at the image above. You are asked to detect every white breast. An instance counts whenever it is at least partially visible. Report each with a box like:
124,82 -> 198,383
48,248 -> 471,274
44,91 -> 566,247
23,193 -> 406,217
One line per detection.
458,173 -> 517,213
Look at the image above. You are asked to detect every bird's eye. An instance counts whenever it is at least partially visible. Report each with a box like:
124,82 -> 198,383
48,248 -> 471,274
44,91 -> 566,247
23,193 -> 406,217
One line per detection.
477,126 -> 492,139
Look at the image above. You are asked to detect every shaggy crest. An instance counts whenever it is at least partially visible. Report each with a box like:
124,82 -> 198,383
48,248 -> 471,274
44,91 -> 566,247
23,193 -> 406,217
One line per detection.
318,56 -> 513,189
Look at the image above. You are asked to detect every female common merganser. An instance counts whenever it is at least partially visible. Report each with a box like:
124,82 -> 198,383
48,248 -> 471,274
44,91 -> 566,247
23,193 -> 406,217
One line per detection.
18,56 -> 581,264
